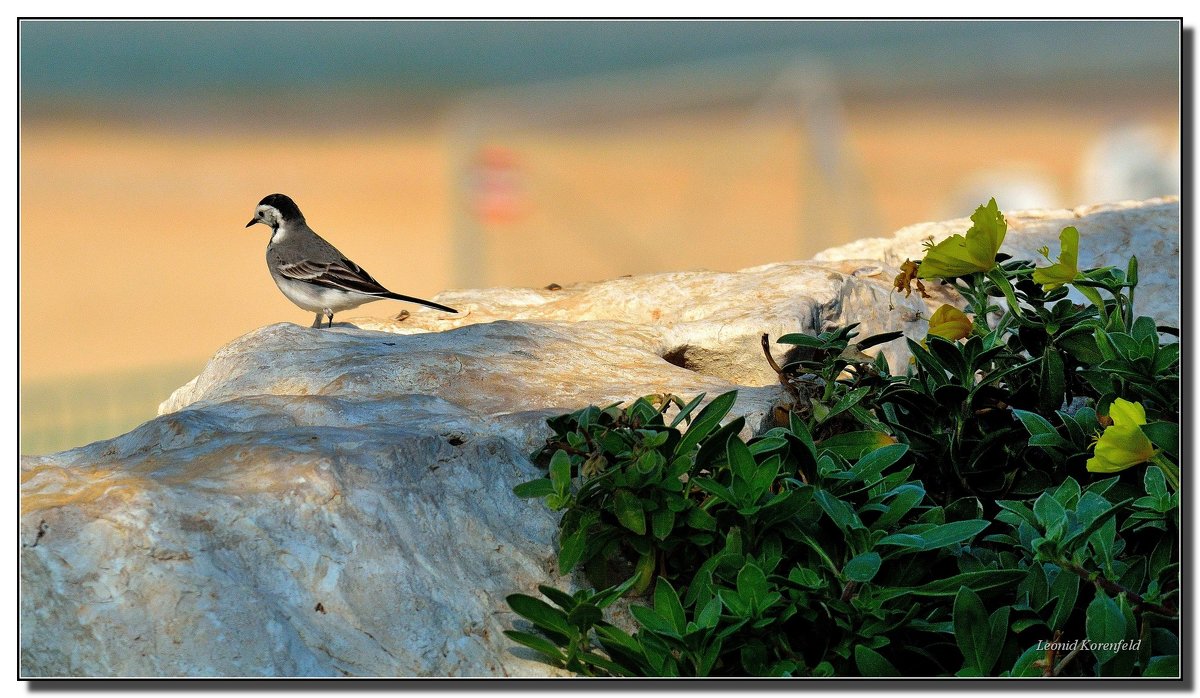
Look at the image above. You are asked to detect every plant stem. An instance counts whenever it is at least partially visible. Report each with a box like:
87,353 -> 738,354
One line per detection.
1052,647 -> 1083,676
1056,559 -> 1176,617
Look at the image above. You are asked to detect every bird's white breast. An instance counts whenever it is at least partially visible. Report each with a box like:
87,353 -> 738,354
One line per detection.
273,275 -> 377,313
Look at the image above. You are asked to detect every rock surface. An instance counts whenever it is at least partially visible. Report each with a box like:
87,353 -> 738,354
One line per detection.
20,198 -> 1179,677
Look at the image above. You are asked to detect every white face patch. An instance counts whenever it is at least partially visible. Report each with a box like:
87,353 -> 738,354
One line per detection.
256,204 -> 284,229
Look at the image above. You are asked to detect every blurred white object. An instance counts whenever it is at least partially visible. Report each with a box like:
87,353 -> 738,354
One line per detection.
939,166 -> 1061,220
1079,124 -> 1179,204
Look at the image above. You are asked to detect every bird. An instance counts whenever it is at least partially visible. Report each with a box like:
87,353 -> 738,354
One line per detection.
245,193 -> 458,328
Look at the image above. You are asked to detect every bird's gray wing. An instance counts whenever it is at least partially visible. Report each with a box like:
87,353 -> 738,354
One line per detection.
275,258 -> 392,296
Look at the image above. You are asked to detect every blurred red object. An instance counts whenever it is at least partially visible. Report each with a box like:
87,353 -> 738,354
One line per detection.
470,145 -> 527,224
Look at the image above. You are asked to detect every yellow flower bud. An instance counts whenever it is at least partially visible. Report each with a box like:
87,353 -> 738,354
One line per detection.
926,304 -> 972,342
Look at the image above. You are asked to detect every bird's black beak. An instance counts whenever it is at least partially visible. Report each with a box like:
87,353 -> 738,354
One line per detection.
245,219 -> 258,228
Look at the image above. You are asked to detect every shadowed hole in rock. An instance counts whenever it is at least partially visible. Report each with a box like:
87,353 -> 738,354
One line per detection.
661,346 -> 700,372
661,344 -> 761,385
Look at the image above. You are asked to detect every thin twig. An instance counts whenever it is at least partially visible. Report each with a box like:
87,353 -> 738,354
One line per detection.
1057,559 -> 1177,617
1041,630 -> 1061,677
1053,647 -> 1083,676
761,334 -> 784,375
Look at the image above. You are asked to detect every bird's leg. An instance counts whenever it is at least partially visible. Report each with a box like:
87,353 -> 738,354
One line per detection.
311,312 -> 324,329
325,310 -> 335,328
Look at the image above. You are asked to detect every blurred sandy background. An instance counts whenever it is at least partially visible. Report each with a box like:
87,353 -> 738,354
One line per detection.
19,20 -> 1180,453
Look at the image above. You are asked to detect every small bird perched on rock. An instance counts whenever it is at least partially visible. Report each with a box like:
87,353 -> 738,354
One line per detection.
245,193 -> 458,328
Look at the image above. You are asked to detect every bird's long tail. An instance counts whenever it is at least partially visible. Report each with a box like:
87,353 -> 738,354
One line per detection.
382,292 -> 459,314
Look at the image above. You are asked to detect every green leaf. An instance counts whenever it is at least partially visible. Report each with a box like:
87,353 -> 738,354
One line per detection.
1153,342 -> 1180,374
875,569 -> 1025,599
567,602 -> 602,630
908,338 -> 951,384
1089,515 -> 1118,574
578,649 -> 637,677
726,433 -> 757,485
1143,464 -> 1168,500
513,478 -> 556,498
630,605 -> 679,638
926,335 -> 970,382
653,578 -> 686,635
675,391 -> 738,457
1061,331 -> 1104,364
1047,475 -> 1079,508
1006,645 -> 1043,677
639,428 -> 670,449
986,267 -> 1023,318
591,574 -> 641,610
848,443 -> 909,483
814,489 -> 862,532
854,644 -> 900,676
1085,590 -> 1125,667
613,489 -> 647,535
650,508 -> 676,541
747,455 -> 781,504
843,552 -> 882,583
557,527 -> 587,574
685,505 -> 718,531
986,605 -> 1010,673
549,450 -> 572,493
1011,409 -> 1068,449
503,630 -> 567,663
788,410 -> 817,459
695,596 -> 722,630
823,386 -> 872,423
954,586 -> 991,674
718,588 -> 750,619
668,393 -> 707,428
693,417 -> 747,474
776,332 -> 825,348
878,519 -> 989,552
1033,492 -> 1067,531
817,430 -> 898,461
758,488 -> 811,526
691,477 -> 737,506
507,594 -> 573,637
872,484 -> 926,529
1131,314 -> 1156,342
1038,344 -> 1066,413
1142,421 -> 1178,458
737,562 -> 768,610
631,551 -> 656,594
1143,655 -> 1179,677
537,585 -> 577,611
856,330 -> 905,350
1046,566 -> 1079,631
1060,497 -> 1133,551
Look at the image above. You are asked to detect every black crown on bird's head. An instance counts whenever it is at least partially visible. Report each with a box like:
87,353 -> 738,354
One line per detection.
257,193 -> 305,222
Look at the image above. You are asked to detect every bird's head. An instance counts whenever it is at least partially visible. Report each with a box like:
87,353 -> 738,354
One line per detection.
246,193 -> 305,230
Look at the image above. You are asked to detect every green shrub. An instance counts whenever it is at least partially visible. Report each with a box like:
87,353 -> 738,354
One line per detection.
505,200 -> 1179,677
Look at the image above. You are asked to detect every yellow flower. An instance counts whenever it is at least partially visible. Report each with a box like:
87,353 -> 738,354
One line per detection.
1032,226 -> 1080,291
918,198 -> 1007,279
1086,398 -> 1155,473
926,304 -> 972,341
